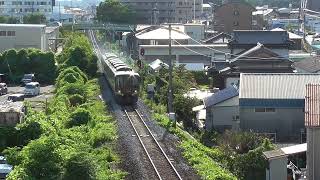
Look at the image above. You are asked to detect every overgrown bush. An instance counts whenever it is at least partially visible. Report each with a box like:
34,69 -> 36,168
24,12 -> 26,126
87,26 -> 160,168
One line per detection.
67,108 -> 92,127
0,48 -> 56,83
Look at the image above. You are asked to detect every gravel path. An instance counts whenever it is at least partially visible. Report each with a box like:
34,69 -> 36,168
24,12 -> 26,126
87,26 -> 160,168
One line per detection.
99,76 -> 200,180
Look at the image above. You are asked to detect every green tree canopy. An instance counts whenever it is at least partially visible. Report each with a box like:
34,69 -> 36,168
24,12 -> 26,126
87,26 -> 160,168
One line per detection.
23,13 -> 46,24
96,0 -> 136,24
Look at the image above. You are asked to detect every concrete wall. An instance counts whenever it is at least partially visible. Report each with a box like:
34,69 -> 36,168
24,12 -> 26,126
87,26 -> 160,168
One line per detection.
139,44 -> 229,66
206,96 -> 239,131
184,24 -> 205,43
0,25 -> 47,52
240,107 -> 304,140
307,127 -> 320,180
266,157 -> 288,180
214,2 -> 254,33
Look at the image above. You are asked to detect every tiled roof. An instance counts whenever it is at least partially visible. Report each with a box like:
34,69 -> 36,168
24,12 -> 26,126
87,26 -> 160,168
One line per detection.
230,43 -> 289,63
294,56 -> 320,73
203,86 -> 239,108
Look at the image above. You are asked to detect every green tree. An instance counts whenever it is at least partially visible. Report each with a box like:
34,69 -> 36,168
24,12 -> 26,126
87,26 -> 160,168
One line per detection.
9,136 -> 64,179
7,17 -> 19,24
0,16 -> 7,23
63,153 -> 96,180
96,0 -> 136,24
67,108 -> 92,127
23,13 -> 46,24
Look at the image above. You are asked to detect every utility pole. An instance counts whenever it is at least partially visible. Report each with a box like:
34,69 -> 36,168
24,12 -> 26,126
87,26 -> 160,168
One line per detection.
168,24 -> 175,126
59,2 -> 61,22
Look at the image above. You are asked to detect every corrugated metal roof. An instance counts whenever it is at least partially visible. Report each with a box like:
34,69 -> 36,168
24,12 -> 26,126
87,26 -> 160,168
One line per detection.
281,143 -> 307,155
240,73 -> 320,99
203,86 -> 239,108
305,84 -> 320,127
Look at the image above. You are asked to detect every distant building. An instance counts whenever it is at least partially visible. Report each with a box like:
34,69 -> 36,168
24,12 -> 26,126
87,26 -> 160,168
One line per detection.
252,6 -> 278,29
120,0 -> 203,24
271,28 -> 303,50
204,86 -> 239,131
202,3 -> 212,19
307,0 -> 320,12
0,24 -> 48,52
45,26 -> 59,51
229,30 -> 293,57
239,73 -> 320,141
214,1 -> 255,33
0,0 -> 55,18
219,43 -> 294,88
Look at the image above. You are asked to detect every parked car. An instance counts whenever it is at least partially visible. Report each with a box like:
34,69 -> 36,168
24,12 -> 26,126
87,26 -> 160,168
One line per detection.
0,83 -> 7,95
21,74 -> 35,85
24,82 -> 40,96
0,74 -> 6,83
7,94 -> 25,102
0,156 -> 12,180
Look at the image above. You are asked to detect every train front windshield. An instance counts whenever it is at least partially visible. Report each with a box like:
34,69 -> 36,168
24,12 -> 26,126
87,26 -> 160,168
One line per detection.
117,75 -> 140,94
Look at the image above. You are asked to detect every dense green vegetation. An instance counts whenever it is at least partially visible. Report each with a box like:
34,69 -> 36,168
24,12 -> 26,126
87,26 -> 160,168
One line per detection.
0,48 -> 56,83
139,62 -> 274,179
57,33 -> 98,78
1,33 -> 124,179
23,13 -> 46,24
0,16 -> 20,24
0,13 -> 46,24
96,0 -> 136,24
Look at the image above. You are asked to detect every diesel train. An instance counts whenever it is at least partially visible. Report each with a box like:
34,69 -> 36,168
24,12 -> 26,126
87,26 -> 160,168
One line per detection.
101,53 -> 140,104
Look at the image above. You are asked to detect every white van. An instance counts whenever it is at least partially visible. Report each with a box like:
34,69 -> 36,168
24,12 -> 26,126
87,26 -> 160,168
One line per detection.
24,82 -> 40,96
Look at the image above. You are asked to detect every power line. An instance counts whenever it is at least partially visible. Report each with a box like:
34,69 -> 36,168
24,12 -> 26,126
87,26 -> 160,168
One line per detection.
160,25 -> 292,60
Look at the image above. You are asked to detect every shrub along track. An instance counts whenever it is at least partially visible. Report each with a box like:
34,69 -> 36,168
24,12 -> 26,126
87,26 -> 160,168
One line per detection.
90,29 -> 200,179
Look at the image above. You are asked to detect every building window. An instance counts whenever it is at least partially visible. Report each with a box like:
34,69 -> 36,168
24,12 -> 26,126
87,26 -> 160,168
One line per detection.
0,31 -> 6,36
255,108 -> 276,113
179,2 -> 182,5
7,31 -> 15,36
233,21 -> 239,26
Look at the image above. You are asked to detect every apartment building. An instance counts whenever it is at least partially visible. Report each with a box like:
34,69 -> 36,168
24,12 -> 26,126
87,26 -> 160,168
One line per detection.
0,0 -> 54,17
120,0 -> 203,24
307,0 -> 320,12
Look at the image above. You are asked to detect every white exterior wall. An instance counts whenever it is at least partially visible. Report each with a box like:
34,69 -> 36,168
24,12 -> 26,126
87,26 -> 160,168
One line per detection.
0,24 -> 47,52
205,96 -> 239,131
139,45 -> 229,70
184,24 -> 205,43
266,157 -> 288,180
0,0 -> 53,17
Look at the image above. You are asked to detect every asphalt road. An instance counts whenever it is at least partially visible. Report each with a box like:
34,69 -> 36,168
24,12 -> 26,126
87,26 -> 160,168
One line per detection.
0,85 -> 54,102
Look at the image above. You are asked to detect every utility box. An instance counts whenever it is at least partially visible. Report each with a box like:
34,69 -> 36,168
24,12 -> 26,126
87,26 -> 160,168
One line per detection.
168,112 -> 176,121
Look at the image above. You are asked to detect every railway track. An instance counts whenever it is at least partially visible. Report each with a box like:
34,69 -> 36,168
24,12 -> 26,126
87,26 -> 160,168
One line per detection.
124,106 -> 182,180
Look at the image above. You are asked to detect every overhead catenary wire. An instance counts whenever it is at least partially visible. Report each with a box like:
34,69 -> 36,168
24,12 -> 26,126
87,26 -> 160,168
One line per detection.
159,25 -> 293,60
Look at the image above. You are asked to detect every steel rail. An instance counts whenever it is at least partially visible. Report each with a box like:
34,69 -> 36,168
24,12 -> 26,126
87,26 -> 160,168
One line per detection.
124,108 -> 162,179
135,108 -> 182,180
124,106 -> 182,180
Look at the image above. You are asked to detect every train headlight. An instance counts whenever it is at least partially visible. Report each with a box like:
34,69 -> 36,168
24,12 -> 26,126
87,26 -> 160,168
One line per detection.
118,90 -> 121,94
134,90 -> 137,93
